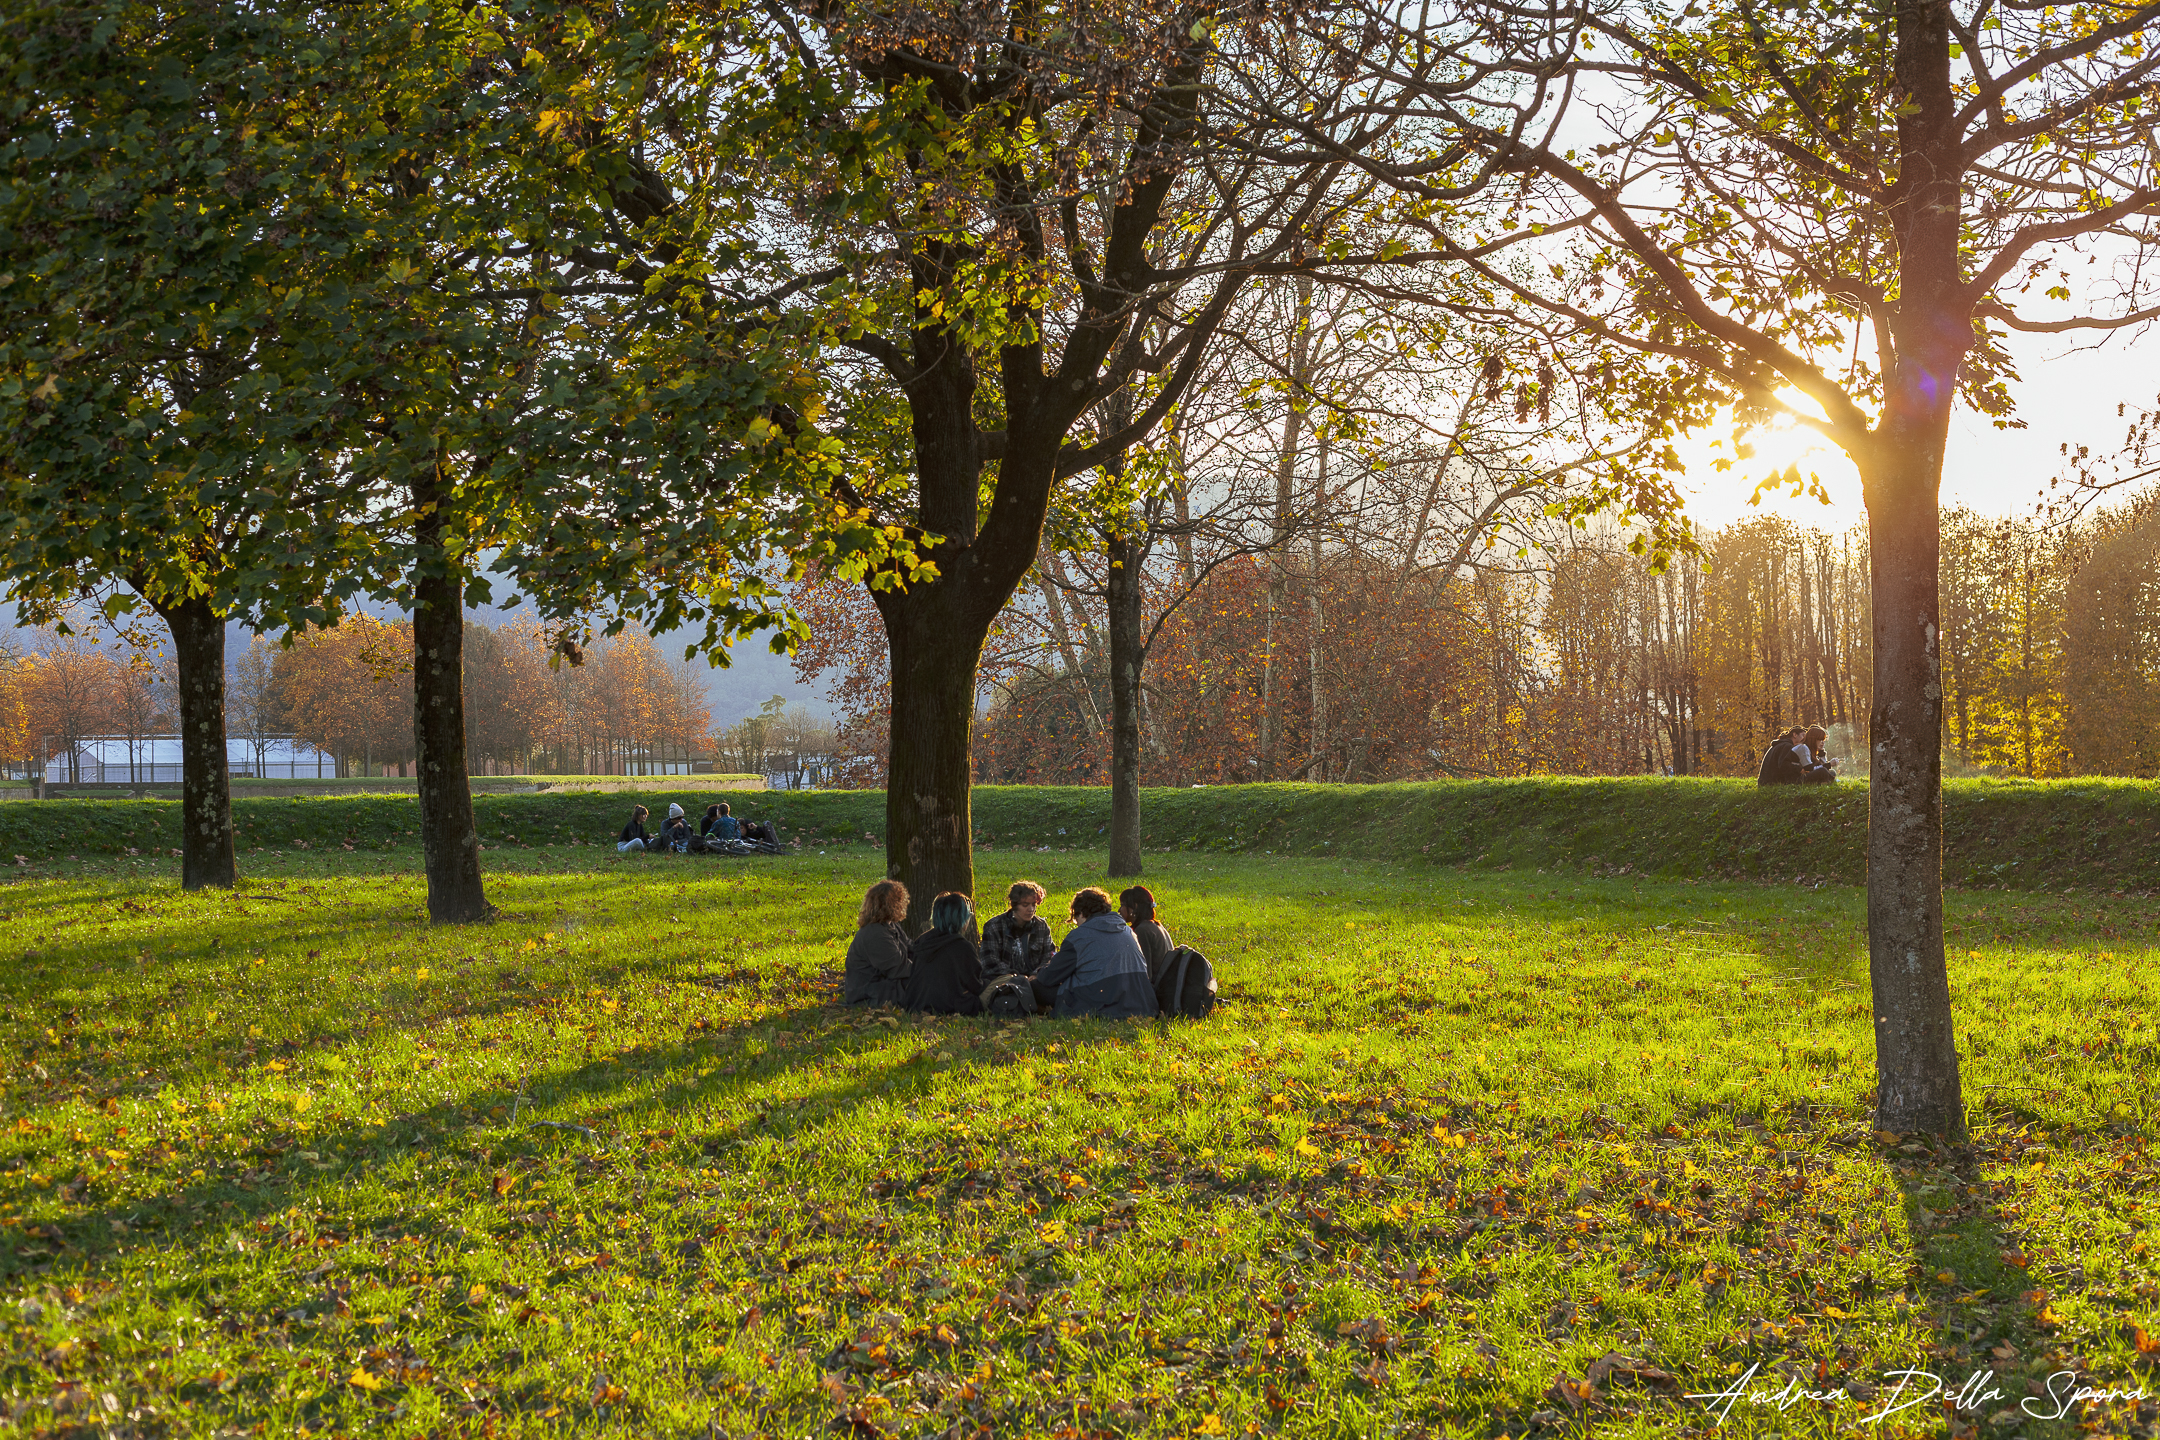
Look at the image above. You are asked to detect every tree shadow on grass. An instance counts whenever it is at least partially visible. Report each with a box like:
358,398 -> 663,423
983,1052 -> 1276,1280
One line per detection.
12,993 -> 1143,1295
0,876 -> 798,1097
4,995 -> 1141,1427
1872,1120 -> 2101,1434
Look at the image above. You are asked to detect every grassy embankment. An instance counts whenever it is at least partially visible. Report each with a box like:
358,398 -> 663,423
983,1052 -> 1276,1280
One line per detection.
0,817 -> 2153,1435
6,777 -> 2160,892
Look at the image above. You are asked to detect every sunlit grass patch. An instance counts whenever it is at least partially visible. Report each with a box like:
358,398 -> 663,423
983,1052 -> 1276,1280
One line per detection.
0,847 -> 2153,1436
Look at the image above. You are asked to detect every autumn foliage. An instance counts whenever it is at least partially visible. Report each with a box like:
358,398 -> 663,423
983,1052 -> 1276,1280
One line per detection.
268,618 -> 713,777
795,500 -> 2160,787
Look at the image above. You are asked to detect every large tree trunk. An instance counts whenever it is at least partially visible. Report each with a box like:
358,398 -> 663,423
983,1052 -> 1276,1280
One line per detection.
411,472 -> 491,924
880,590 -> 983,933
1106,527 -> 1144,877
149,591 -> 236,890
1861,437 -> 1963,1137
1857,0 -> 1964,1139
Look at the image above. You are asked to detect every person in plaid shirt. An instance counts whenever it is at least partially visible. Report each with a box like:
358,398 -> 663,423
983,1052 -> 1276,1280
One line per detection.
980,880 -> 1054,983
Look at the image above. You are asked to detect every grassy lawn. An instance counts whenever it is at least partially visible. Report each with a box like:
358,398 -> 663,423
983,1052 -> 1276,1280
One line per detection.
1,842 -> 2154,1437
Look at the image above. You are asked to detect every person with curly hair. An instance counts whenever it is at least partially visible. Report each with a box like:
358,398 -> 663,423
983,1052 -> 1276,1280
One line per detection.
844,879 -> 911,1006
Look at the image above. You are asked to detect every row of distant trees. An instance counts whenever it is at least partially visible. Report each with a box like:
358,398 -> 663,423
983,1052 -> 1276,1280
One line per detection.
800,500 -> 2160,789
238,619 -> 717,777
3,618 -> 838,784
0,630 -> 165,779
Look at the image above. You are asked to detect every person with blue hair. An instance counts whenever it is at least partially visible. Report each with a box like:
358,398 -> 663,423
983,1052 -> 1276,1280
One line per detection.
903,892 -> 984,1016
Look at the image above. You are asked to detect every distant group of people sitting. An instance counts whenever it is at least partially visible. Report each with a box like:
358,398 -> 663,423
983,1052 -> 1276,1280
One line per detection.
846,878 -> 1174,1020
1756,725 -> 1840,786
616,803 -> 780,853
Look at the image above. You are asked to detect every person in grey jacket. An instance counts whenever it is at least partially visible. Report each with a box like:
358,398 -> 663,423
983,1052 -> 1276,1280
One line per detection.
1034,888 -> 1158,1020
844,879 -> 911,1006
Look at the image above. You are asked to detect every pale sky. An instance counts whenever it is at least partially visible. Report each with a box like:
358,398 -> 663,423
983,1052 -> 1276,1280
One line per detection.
1668,330 -> 2152,533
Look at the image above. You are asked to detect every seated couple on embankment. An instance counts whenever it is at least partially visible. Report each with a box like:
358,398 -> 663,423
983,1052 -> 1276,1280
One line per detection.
1755,725 -> 1840,786
843,879 -> 1174,1020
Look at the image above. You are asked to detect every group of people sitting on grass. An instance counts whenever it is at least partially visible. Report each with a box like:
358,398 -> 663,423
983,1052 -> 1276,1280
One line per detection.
615,803 -> 780,854
845,879 -> 1176,1020
1756,725 -> 1841,786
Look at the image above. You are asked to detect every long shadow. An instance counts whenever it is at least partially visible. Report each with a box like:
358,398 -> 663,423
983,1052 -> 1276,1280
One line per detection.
0,956 -> 602,1110
1874,1123 -> 2091,1433
3,996 -> 1142,1440
10,987 -> 1145,1296
0,868 -> 845,1087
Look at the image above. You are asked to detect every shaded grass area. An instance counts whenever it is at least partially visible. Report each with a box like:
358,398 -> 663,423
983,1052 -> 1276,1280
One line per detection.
6,777 -> 2160,892
1,848 -> 2155,1437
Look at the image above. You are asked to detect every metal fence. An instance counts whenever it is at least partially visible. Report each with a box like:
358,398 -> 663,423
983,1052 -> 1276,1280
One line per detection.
36,734 -> 333,785
763,756 -> 841,791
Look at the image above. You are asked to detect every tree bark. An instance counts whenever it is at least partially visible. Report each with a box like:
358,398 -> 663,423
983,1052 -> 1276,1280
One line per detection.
1855,0 -> 1965,1140
879,589 -> 983,933
1106,526 -> 1144,876
1260,275 -> 1315,778
411,469 -> 491,924
149,591 -> 236,889
1862,437 -> 1963,1137
1306,427 -> 1331,781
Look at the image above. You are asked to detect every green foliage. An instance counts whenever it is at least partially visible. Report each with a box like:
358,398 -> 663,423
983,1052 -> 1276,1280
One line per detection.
0,0 -> 371,626
0,0 -> 882,652
0,849 -> 2151,1432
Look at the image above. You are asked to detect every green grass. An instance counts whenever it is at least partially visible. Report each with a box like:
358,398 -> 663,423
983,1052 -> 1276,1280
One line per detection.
7,777 -> 2160,893
1,840 -> 2154,1437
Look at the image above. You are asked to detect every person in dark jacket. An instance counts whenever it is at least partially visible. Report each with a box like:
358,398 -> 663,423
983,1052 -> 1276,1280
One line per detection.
903,892 -> 984,1016
657,803 -> 692,850
980,880 -> 1055,983
844,879 -> 911,1006
617,805 -> 652,853
1034,888 -> 1158,1020
1119,885 -> 1175,989
1755,727 -> 1805,787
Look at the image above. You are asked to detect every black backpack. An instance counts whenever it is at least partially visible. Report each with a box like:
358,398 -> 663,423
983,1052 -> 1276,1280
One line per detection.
981,973 -> 1036,1019
1156,946 -> 1217,1019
